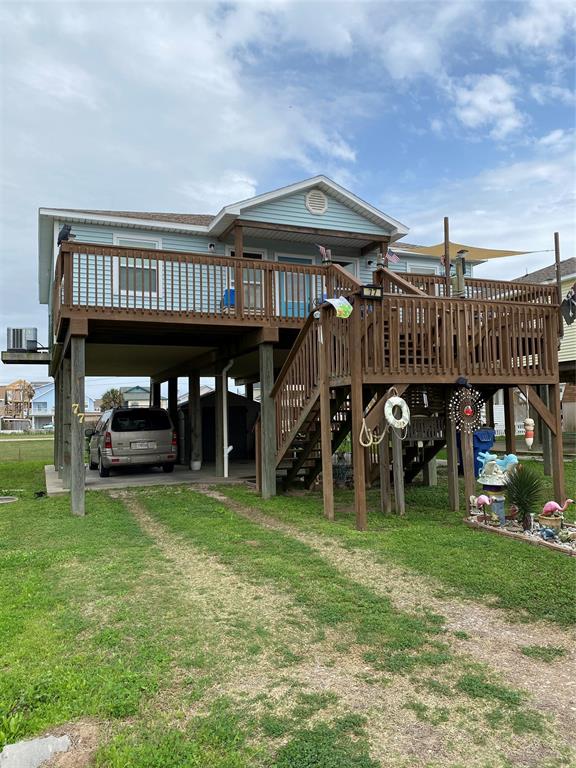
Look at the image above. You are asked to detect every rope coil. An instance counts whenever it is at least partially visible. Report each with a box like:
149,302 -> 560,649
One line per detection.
358,388 -> 411,447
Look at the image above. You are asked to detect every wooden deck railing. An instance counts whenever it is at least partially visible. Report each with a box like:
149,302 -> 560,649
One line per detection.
54,242 -> 361,328
272,292 -> 560,459
401,273 -> 557,304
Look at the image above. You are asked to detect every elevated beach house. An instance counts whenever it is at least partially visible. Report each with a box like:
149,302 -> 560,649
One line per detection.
32,176 -> 565,520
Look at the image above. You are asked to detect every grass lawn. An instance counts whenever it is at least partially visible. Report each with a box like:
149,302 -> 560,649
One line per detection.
220,460 -> 576,627
0,438 -> 54,464
0,443 -> 574,766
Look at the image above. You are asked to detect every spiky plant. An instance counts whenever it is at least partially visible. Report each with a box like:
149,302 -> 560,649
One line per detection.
504,463 -> 544,530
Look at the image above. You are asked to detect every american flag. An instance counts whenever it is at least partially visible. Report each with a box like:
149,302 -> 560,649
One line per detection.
386,248 -> 400,264
317,244 -> 332,261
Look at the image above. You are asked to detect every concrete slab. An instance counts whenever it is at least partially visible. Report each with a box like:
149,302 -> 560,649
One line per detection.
45,462 -> 255,495
0,735 -> 70,767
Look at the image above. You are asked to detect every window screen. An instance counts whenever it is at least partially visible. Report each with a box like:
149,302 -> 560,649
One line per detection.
119,265 -> 158,292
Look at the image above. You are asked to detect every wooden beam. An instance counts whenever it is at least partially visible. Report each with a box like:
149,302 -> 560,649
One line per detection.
236,218 -> 391,243
503,387 -> 516,454
151,381 -> 161,408
538,385 -> 552,476
259,342 -> 276,498
376,267 -> 427,296
422,446 -> 438,487
378,433 -> 392,514
461,429 -> 475,515
70,336 -> 85,517
516,384 -> 556,435
189,374 -> 202,470
61,356 -> 71,486
391,429 -> 405,516
550,383 -> 565,502
319,311 -> 334,521
350,301 -> 367,530
445,392 -> 459,513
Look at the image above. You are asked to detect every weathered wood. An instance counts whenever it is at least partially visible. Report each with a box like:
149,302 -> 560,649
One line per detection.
538,385 -> 552,476
503,387 -> 516,454
319,311 -> 334,520
259,342 -> 276,498
255,416 -> 261,492
350,302 -> 367,530
445,394 -> 459,512
422,446 -> 438,487
378,432 -> 392,514
168,377 -> 178,428
391,429 -> 405,516
151,381 -> 161,408
61,356 -> 71,486
215,369 -> 225,477
549,383 -> 565,502
516,384 -> 556,434
70,336 -> 85,517
461,429 -> 475,515
485,396 -> 495,427
189,374 -> 202,470
54,368 -> 61,470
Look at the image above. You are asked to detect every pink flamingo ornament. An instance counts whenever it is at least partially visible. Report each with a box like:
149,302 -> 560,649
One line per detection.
541,499 -> 574,517
470,494 -> 492,514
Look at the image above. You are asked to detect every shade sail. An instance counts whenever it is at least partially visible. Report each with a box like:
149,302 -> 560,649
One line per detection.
396,241 -> 530,261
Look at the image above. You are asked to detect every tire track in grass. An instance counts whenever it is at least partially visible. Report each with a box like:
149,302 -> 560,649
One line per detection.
128,488 -> 573,767
202,486 -> 576,742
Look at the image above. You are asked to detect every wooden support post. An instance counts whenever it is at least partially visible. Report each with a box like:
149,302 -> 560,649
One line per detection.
350,301 -> 367,530
443,216 -> 451,298
538,385 -> 552,476
167,378 -> 178,460
70,336 -> 85,517
151,380 -> 161,408
245,383 -> 254,401
215,369 -> 225,476
189,374 -> 202,470
61,356 -> 71,486
54,368 -> 61,469
255,417 -> 261,493
378,432 -> 392,514
504,387 -> 516,454
461,430 -> 475,515
485,397 -> 495,428
555,232 -> 563,338
319,311 -> 334,520
259,342 -> 276,499
549,383 -> 565,503
423,446 -> 438,487
445,394 -> 459,512
234,224 -> 244,317
391,430 -> 405,516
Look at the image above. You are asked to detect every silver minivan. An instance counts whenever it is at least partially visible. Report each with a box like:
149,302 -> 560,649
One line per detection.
87,407 -> 177,477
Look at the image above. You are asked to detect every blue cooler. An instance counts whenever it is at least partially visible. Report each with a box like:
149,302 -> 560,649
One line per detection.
473,428 -> 496,478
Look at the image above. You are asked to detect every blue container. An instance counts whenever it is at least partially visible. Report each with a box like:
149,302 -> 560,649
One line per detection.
473,428 -> 496,478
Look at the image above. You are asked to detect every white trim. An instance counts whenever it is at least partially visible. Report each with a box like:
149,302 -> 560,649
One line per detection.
274,252 -> 316,265
407,262 -> 437,275
40,208 -> 211,235
113,233 -> 163,249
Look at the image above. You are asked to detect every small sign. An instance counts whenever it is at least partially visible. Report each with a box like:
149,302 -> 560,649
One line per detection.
360,284 -> 384,299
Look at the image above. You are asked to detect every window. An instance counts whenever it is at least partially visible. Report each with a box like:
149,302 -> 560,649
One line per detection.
111,408 -> 171,432
115,236 -> 161,249
34,401 -> 48,412
407,263 -> 437,275
119,265 -> 158,293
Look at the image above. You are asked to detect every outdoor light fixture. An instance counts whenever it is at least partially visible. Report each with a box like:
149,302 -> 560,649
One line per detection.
208,243 -> 216,252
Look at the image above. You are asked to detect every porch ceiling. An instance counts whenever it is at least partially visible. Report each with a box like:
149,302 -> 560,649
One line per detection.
236,226 -> 377,249
86,344 -> 209,377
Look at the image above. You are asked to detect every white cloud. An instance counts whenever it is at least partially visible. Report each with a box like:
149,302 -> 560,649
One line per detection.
449,74 -> 525,139
179,172 -> 258,212
530,83 -> 576,106
493,0 -> 576,53
17,55 -> 100,110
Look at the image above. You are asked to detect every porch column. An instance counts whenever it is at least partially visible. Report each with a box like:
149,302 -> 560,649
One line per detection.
349,302 -> 367,529
461,429 -> 476,515
53,368 -> 61,469
70,336 -> 86,517
538,385 -> 552,476
150,379 -> 161,408
423,447 -> 438,487
444,395 -> 459,512
215,368 -> 225,477
259,342 -> 276,498
504,386 -> 516,454
61,356 -> 71,486
189,374 -> 202,470
378,431 -> 392,514
245,383 -> 254,401
550,383 -> 565,502
391,429 -> 405,516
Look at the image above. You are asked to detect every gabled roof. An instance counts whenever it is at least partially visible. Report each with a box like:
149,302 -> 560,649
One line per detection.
514,257 -> 576,284
66,210 -> 214,226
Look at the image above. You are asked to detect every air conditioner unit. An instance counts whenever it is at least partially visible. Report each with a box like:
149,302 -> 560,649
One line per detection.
7,328 -> 38,352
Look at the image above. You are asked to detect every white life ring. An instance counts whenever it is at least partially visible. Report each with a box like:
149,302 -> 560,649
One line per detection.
384,396 -> 410,430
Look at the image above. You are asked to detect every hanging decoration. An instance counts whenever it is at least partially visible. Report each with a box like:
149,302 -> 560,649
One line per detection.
384,396 -> 411,430
447,385 -> 484,432
523,387 -> 535,449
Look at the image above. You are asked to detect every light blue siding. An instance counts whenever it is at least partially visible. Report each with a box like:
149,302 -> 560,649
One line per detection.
241,190 -> 391,235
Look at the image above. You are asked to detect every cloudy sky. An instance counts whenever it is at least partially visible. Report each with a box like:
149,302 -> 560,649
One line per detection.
0,0 -> 574,392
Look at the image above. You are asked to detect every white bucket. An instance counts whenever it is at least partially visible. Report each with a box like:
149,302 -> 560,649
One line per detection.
191,460 -> 202,471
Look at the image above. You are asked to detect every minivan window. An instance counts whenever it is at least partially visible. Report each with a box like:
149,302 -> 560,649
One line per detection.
111,409 -> 171,432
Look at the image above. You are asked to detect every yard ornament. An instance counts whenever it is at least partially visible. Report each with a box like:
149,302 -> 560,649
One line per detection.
541,499 -> 574,517
523,417 -> 535,449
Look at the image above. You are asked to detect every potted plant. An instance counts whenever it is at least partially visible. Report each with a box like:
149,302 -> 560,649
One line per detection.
504,463 -> 544,532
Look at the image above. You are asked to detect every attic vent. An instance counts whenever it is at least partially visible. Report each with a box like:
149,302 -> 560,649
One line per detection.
305,189 -> 327,215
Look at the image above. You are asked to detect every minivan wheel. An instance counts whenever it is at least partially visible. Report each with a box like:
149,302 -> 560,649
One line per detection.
98,454 -> 110,478
162,463 -> 174,473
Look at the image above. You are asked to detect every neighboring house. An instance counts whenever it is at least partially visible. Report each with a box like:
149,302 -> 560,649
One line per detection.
1,379 -> 34,419
30,174 -> 566,515
515,257 -> 576,430
30,382 -> 96,430
119,385 -> 168,408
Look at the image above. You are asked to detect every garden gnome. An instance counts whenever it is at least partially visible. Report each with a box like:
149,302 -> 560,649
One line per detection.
523,417 -> 535,449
